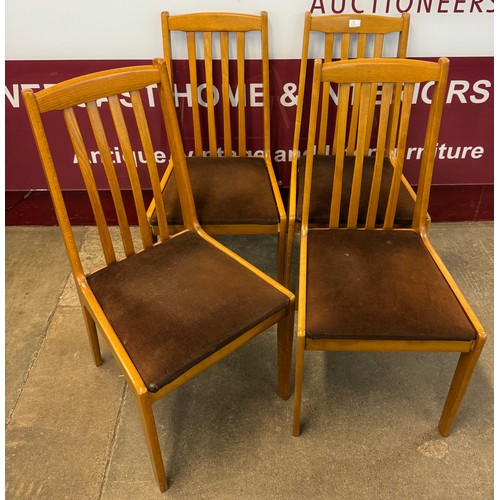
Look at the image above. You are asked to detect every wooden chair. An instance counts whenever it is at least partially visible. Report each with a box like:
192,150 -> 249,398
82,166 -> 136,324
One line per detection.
23,59 -> 295,492
292,57 -> 486,438
147,11 -> 287,283
285,12 -> 413,287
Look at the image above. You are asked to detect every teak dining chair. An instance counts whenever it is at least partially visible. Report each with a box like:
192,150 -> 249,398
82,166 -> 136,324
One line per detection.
285,12 -> 414,287
23,59 -> 295,492
293,57 -> 486,438
147,11 -> 287,283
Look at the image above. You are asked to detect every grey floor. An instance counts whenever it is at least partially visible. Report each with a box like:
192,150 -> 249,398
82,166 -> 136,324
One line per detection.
5,223 -> 493,499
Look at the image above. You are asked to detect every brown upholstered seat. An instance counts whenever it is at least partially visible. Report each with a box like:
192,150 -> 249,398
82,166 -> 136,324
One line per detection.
87,231 -> 289,392
150,157 -> 279,227
296,155 -> 415,226
305,230 -> 476,342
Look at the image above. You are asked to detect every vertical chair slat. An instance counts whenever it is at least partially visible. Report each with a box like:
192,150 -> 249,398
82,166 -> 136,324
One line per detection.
236,31 -> 246,156
329,82 -> 350,229
130,90 -> 170,243
373,33 -> 384,57
346,82 -> 360,155
357,33 -> 367,58
108,95 -> 154,249
220,32 -> 232,156
386,82 -> 403,153
389,29 -> 407,153
365,82 -> 394,229
187,32 -> 203,156
86,101 -> 136,257
325,31 -> 334,59
384,82 -> 414,229
363,34 -> 385,155
340,33 -> 350,59
203,32 -> 218,156
363,81 -> 378,155
347,33 -> 366,156
318,33 -> 334,155
347,82 -> 371,229
261,11 -> 271,154
346,33 -> 367,153
63,107 -> 116,265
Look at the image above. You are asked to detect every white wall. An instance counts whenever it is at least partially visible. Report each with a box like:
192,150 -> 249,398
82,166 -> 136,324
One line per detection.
5,0 -> 494,60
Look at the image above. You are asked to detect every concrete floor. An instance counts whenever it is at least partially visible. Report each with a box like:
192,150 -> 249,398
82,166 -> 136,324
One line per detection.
5,223 -> 493,499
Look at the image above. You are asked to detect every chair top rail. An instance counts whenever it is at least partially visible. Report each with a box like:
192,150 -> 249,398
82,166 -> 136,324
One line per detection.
321,57 -> 448,84
309,12 -> 409,34
164,11 -> 265,32
35,66 -> 161,113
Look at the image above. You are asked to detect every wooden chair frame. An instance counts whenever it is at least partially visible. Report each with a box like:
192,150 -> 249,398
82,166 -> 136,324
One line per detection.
23,59 -> 295,492
292,57 -> 486,437
147,11 -> 287,283
285,12 -> 413,288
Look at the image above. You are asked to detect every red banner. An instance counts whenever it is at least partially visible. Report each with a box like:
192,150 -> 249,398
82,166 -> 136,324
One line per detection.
5,57 -> 493,190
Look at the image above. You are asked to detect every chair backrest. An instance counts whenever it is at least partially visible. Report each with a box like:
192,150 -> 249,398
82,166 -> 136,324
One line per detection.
302,57 -> 449,231
23,59 -> 199,280
293,12 -> 410,158
161,11 -> 270,158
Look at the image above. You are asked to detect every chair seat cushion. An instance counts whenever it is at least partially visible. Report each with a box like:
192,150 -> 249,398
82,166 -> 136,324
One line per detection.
87,231 -> 289,392
296,155 -> 415,226
305,229 -> 476,342
151,156 -> 280,227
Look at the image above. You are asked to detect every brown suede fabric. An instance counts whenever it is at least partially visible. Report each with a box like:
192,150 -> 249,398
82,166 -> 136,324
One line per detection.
296,155 -> 415,226
306,230 -> 476,342
87,232 -> 289,392
150,156 -> 280,227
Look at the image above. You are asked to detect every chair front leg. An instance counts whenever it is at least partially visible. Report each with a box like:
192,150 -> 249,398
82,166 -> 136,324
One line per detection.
134,391 -> 168,492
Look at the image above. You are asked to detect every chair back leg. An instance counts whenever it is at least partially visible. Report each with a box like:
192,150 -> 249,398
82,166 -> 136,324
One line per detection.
292,333 -> 306,436
438,334 -> 487,436
276,300 -> 295,400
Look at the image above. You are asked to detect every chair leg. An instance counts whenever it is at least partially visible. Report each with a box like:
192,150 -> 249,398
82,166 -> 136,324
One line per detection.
82,306 -> 102,367
277,301 -> 295,400
438,335 -> 486,437
134,392 -> 169,492
292,333 -> 306,436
